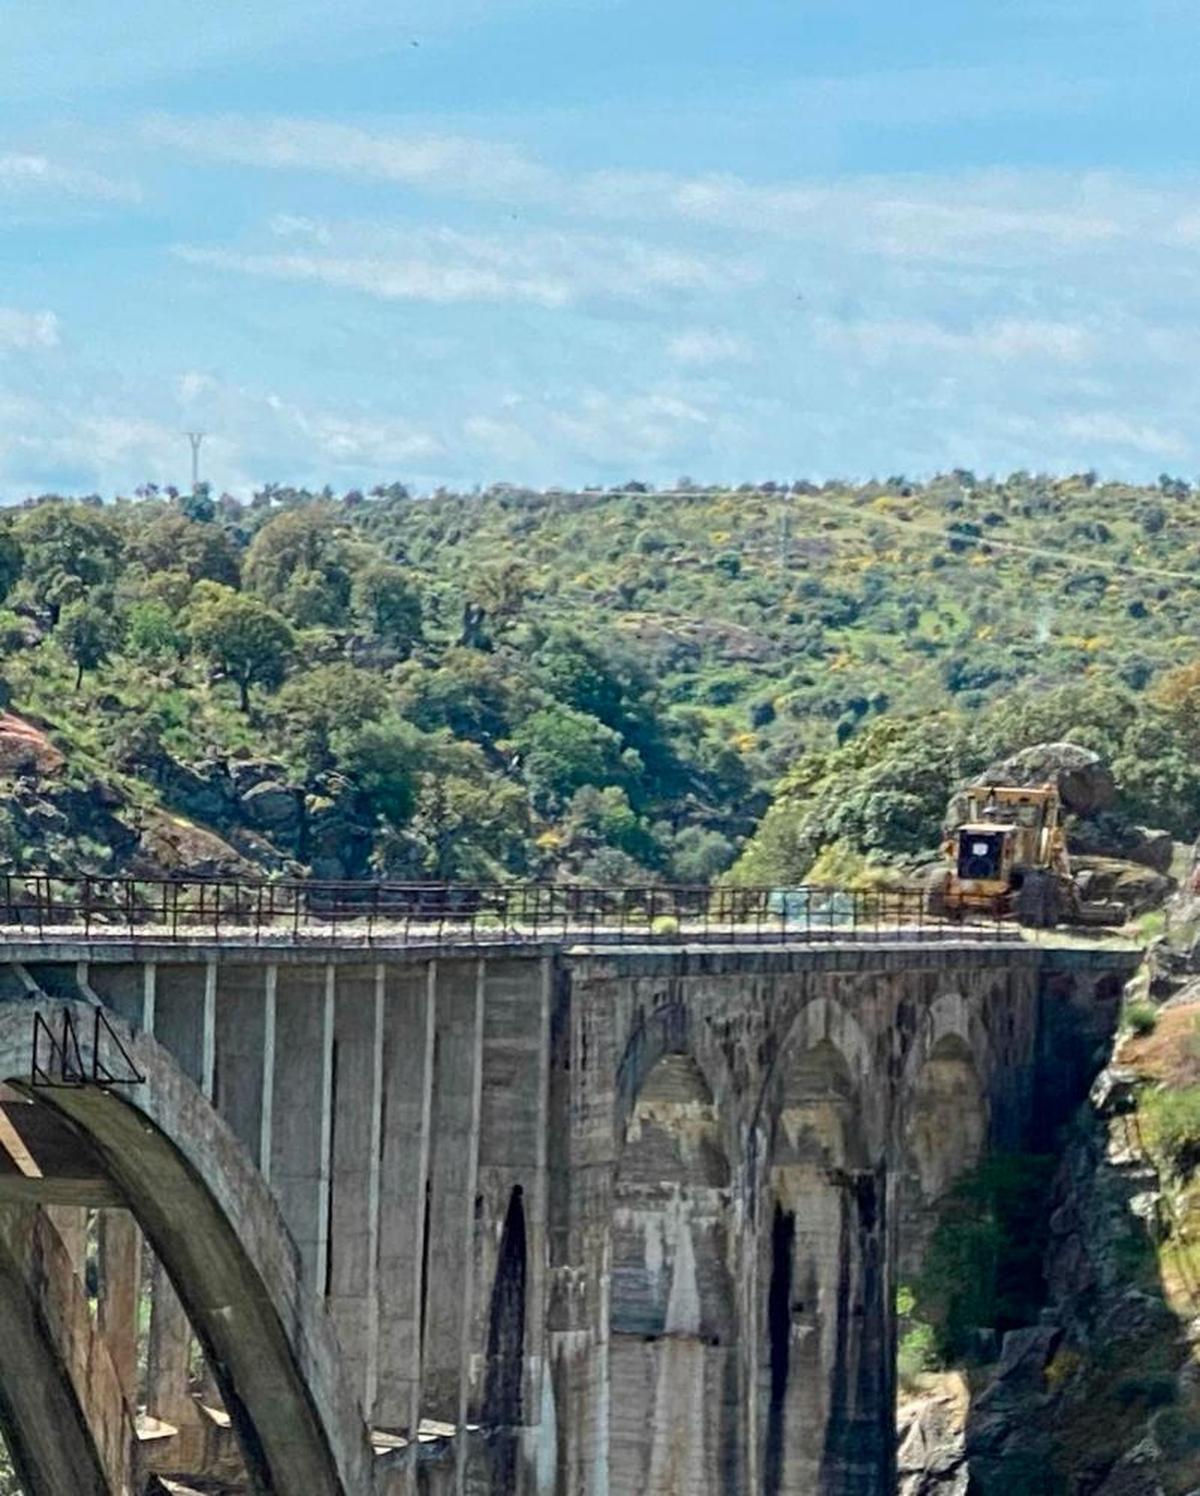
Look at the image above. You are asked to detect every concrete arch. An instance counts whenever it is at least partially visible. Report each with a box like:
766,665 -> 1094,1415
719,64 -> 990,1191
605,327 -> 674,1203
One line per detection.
902,990 -> 991,1098
906,1033 -> 988,1205
614,997 -> 741,1170
0,1000 -> 373,1496
899,1028 -> 989,1289
0,1205 -> 135,1496
609,1049 -> 739,1496
759,1027 -> 891,1496
753,994 -> 875,1154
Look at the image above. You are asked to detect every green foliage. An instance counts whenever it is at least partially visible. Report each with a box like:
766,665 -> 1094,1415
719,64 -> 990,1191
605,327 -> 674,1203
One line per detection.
897,1319 -> 939,1389
1125,999 -> 1159,1037
125,598 -> 183,664
1139,1085 -> 1200,1179
188,584 -> 294,711
57,599 -> 118,688
271,663 -> 388,773
513,704 -> 627,809
4,473 -> 1200,885
351,562 -> 422,653
335,718 -> 422,827
244,504 -> 356,625
913,1153 -> 1054,1361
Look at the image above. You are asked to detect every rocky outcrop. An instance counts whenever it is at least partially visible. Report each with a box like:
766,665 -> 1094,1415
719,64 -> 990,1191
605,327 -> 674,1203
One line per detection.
1072,857 -> 1175,916
979,742 -> 1116,815
128,811 -> 254,879
898,1376 -> 969,1495
0,712 -> 64,777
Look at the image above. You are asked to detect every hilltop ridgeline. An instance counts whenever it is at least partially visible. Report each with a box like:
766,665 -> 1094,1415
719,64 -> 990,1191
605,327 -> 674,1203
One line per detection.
0,472 -> 1198,884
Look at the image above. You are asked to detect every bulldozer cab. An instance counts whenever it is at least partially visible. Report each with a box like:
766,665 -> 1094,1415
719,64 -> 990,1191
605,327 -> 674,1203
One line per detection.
956,826 -> 1009,882
958,783 -> 1065,875
933,780 -> 1072,925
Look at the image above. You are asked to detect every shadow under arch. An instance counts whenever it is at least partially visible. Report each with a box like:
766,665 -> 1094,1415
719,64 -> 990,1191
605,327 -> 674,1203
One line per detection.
0,1204 -> 136,1496
899,1030 -> 989,1285
608,1047 -> 739,1496
759,1028 -> 892,1496
0,1000 -> 373,1496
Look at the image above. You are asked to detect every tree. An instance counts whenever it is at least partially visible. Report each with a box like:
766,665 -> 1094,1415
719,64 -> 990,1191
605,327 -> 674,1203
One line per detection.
244,505 -> 356,625
335,718 -> 422,827
188,585 -> 293,711
351,563 -> 422,654
512,704 -> 626,808
271,663 -> 388,772
125,598 -> 183,664
0,526 -> 23,604
58,600 -> 117,688
459,561 -> 529,647
131,510 -> 238,586
16,502 -> 122,620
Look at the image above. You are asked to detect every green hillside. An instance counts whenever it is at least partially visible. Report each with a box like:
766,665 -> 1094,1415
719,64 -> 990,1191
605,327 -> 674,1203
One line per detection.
1,471 -> 1198,885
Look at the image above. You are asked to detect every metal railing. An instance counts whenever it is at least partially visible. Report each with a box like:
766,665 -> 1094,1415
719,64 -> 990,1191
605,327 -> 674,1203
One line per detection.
0,875 -> 1019,948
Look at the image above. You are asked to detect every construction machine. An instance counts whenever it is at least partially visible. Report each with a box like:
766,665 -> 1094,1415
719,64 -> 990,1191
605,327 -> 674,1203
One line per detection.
930,782 -> 1074,927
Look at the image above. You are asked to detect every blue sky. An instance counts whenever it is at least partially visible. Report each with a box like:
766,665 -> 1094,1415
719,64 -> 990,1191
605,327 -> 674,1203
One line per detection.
4,0 -> 1200,496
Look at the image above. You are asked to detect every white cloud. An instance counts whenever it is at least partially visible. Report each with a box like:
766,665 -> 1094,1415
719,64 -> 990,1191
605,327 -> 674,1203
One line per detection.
175,225 -> 755,308
814,315 -> 1094,364
175,244 -> 574,308
1057,412 -> 1187,458
0,308 -> 60,351
145,115 -> 553,201
268,212 -> 332,244
667,329 -> 752,365
0,153 -> 140,203
146,113 -> 1200,271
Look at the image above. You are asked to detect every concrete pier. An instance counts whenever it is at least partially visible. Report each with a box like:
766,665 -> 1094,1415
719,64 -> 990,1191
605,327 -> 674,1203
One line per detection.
0,935 -> 1138,1494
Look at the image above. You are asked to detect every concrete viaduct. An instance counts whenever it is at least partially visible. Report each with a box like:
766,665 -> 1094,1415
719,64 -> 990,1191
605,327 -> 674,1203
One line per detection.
0,911 -> 1138,1495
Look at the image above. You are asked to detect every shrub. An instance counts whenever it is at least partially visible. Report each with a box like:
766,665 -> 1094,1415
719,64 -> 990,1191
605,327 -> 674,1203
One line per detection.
650,914 -> 680,936
1125,1000 -> 1159,1037
897,1320 -> 938,1389
914,1153 -> 1054,1360
1140,1085 -> 1200,1178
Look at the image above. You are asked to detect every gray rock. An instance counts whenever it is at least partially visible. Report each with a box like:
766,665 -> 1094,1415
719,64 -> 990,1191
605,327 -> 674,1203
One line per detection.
230,757 -> 287,794
989,742 -> 1116,815
1091,1066 -> 1141,1118
241,780 -> 301,830
996,1324 -> 1061,1385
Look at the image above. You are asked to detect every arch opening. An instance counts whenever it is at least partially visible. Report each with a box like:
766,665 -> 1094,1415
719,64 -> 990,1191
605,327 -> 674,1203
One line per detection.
759,1035 -> 889,1495
0,1002 -> 371,1496
900,1033 -> 988,1285
608,1051 -> 738,1496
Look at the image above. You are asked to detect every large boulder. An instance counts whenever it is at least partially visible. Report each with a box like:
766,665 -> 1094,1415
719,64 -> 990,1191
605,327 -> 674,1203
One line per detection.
0,712 -> 64,777
128,811 -> 253,879
1072,857 -> 1174,917
981,742 -> 1117,816
1070,814 -> 1174,874
240,780 -> 301,834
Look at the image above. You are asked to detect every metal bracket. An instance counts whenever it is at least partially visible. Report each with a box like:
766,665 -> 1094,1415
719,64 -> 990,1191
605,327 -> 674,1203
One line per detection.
31,1008 -> 145,1089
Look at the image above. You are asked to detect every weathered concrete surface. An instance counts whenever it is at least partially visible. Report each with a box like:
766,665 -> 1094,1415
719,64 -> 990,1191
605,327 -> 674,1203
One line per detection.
0,1203 -> 135,1496
0,937 -> 1139,1495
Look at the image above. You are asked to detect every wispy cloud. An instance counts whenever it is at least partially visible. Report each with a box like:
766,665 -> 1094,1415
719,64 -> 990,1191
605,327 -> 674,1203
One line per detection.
667,328 -> 753,365
175,224 -> 756,308
0,308 -> 60,351
144,114 -> 1200,269
815,315 -> 1095,364
145,114 -> 552,200
0,153 -> 140,203
1057,411 -> 1188,458
176,244 -> 574,308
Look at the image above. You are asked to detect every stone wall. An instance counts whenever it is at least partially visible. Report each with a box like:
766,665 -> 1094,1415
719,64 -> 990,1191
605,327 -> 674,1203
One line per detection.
0,936 -> 1136,1495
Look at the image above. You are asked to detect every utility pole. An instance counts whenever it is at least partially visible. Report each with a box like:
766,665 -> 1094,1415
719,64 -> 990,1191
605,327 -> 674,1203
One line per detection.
186,432 -> 205,492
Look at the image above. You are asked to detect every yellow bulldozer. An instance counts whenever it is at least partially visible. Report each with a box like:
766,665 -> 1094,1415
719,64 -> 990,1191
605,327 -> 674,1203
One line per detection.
929,781 -> 1076,927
